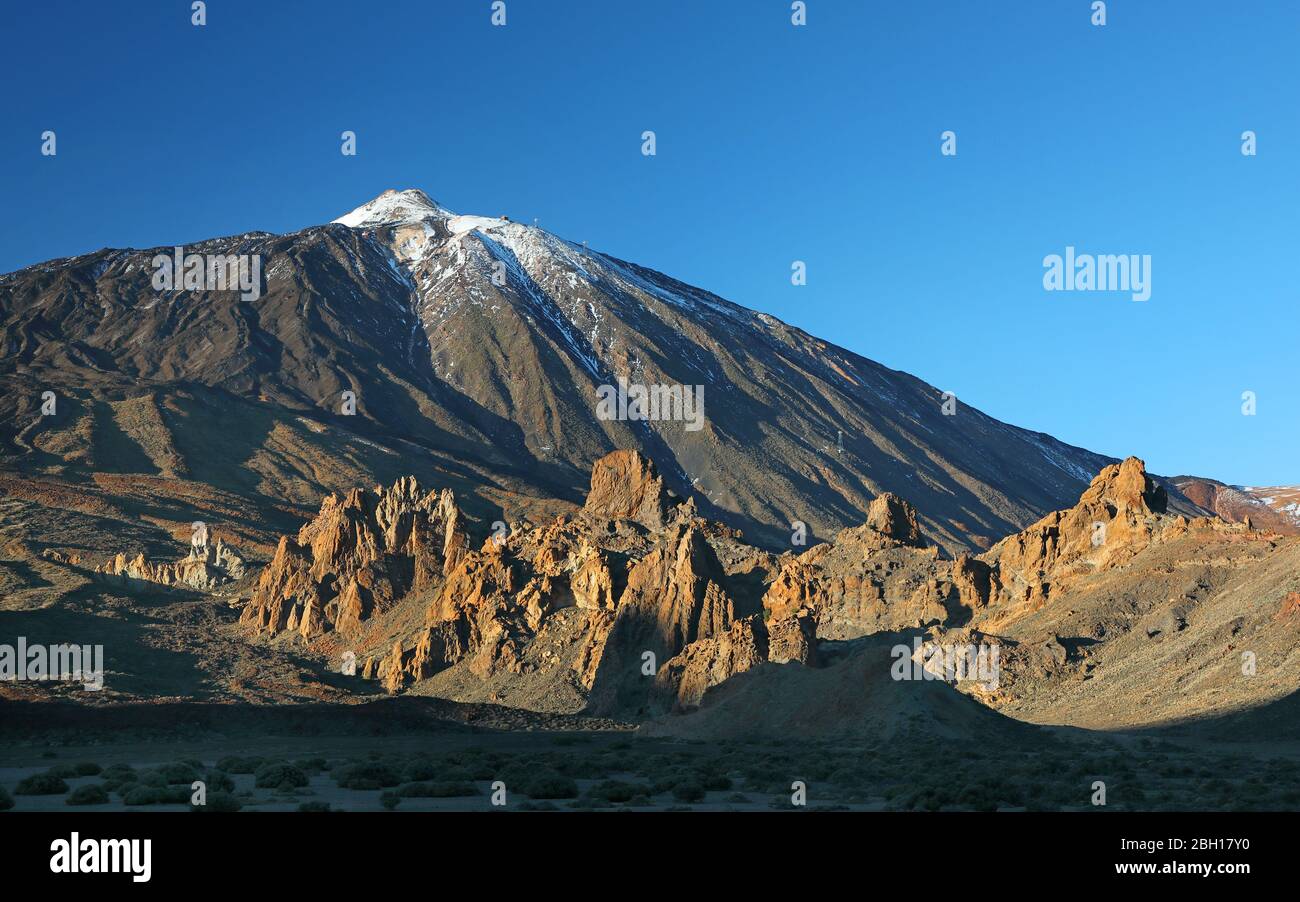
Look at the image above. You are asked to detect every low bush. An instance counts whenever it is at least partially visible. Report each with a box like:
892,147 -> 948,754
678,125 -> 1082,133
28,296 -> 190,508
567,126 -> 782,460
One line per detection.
517,800 -> 559,811
191,791 -> 241,813
66,784 -> 110,806
216,756 -> 265,774
100,764 -> 136,792
401,760 -> 438,782
522,773 -> 578,799
397,781 -> 478,798
123,785 -> 190,806
203,771 -> 236,793
149,762 -> 200,785
590,780 -> 650,803
697,772 -> 733,792
254,763 -> 308,790
15,773 -> 68,795
334,762 -> 402,790
672,782 -> 706,803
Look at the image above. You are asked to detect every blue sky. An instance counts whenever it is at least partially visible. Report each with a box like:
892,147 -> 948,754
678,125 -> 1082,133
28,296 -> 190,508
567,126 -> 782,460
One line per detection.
3,0 -> 1297,485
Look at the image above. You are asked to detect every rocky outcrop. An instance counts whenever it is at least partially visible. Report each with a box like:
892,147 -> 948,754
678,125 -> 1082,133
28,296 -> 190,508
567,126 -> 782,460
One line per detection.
424,546 -> 535,681
252,453 -> 1221,716
978,457 -> 1177,618
240,477 -> 465,639
866,492 -> 926,547
653,607 -> 820,710
761,494 -> 953,637
767,609 -> 819,665
570,542 -> 617,610
581,522 -> 741,714
380,622 -> 469,692
582,450 -> 679,529
97,540 -> 246,592
618,523 -> 735,653
238,452 -> 1249,727
653,615 -> 767,709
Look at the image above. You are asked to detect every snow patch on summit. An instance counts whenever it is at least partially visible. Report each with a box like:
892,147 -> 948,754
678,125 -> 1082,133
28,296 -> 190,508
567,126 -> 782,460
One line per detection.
334,189 -> 447,228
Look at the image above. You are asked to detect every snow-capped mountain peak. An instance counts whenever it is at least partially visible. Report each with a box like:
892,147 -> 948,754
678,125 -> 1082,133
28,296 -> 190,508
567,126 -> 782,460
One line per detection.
333,188 -> 449,228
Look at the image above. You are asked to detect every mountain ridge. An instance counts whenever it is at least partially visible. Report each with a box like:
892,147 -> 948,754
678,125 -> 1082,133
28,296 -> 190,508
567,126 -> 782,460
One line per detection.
1,187 -> 1206,558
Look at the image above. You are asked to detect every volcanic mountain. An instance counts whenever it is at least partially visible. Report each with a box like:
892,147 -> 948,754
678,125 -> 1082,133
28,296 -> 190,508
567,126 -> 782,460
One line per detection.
1171,476 -> 1300,534
1,188 -> 1296,756
1,187 -> 1200,566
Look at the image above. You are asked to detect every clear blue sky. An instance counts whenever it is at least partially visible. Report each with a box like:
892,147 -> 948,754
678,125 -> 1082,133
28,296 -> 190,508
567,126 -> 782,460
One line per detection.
3,0 -> 1297,485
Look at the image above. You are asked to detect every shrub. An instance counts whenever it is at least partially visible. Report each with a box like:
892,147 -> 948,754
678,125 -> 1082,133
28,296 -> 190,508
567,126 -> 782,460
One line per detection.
590,780 -> 650,803
518,800 -> 559,811
398,781 -> 478,798
672,782 -> 706,803
150,762 -> 200,785
401,760 -> 438,782
334,762 -> 402,790
123,785 -> 186,806
216,756 -> 265,774
15,773 -> 68,795
100,765 -> 137,792
191,792 -> 242,813
66,784 -> 110,806
650,772 -> 689,795
464,761 -> 497,781
73,762 -> 103,777
522,773 -> 579,799
0,785 -> 14,810
254,763 -> 308,790
44,764 -> 79,779
697,772 -> 733,792
203,771 -> 235,793
380,791 -> 401,810
827,768 -> 866,790
298,801 -> 331,812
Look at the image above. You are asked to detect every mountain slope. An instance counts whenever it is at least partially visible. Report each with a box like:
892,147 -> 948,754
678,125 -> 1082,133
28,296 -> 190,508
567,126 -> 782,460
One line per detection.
0,188 -> 1199,555
1172,476 -> 1300,534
